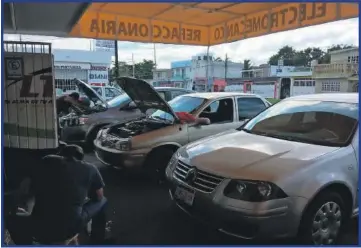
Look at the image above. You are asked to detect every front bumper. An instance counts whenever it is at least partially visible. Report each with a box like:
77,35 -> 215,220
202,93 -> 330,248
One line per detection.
94,139 -> 146,170
61,125 -> 88,145
167,174 -> 308,240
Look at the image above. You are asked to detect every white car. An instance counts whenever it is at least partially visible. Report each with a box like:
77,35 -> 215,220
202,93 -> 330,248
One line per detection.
91,86 -> 122,101
166,93 -> 358,244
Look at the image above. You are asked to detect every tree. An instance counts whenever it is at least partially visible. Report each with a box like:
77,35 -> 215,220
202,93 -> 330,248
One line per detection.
319,44 -> 355,64
109,62 -> 131,82
110,59 -> 156,80
292,47 -> 325,67
268,46 -> 297,66
128,59 -> 155,79
268,44 -> 355,66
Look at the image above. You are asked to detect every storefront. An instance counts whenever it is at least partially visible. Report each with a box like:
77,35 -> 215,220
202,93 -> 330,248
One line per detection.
225,78 -> 278,99
88,65 -> 109,85
54,63 -> 90,91
53,49 -> 112,92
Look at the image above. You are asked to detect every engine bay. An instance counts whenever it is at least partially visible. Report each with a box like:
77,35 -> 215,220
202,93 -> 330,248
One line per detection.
108,117 -> 171,138
58,103 -> 106,128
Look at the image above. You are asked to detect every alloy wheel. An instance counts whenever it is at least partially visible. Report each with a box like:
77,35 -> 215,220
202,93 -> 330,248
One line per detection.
311,201 -> 342,245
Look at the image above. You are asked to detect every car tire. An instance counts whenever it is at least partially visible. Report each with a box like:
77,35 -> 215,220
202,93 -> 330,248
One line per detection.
146,147 -> 175,184
298,190 -> 347,245
85,127 -> 102,152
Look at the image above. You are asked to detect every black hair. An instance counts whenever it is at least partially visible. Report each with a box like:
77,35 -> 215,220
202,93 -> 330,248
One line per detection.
69,92 -> 80,100
60,144 -> 84,161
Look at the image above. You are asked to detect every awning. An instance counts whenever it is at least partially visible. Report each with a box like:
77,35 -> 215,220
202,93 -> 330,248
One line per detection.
69,2 -> 358,46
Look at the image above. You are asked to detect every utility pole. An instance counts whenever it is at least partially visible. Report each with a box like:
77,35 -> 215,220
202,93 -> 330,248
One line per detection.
114,40 -> 119,79
224,53 -> 228,81
153,43 -> 157,69
132,53 -> 135,77
205,46 -> 210,92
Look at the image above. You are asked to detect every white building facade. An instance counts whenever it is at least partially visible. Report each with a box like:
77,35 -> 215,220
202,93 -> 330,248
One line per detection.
152,68 -> 172,86
313,47 -> 358,93
171,60 -> 193,89
191,53 -> 243,92
53,49 -> 112,91
226,65 -> 314,99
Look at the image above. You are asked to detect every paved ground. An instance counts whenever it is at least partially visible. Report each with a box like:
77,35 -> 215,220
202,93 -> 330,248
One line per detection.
85,153 -> 358,245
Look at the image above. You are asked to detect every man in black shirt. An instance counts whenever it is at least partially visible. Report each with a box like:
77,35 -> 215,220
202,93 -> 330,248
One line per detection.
30,145 -> 108,244
56,92 -> 80,115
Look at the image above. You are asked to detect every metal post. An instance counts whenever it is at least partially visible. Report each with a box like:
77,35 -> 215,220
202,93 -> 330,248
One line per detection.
224,53 -> 228,81
205,46 -> 210,92
132,53 -> 135,77
153,43 -> 157,69
114,40 -> 119,79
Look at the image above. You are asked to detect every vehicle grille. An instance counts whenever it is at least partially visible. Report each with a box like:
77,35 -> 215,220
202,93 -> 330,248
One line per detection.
173,160 -> 224,193
59,117 -> 79,128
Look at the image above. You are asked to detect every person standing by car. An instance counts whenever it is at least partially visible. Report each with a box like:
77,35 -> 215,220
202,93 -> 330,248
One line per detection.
56,92 -> 81,115
28,145 -> 108,244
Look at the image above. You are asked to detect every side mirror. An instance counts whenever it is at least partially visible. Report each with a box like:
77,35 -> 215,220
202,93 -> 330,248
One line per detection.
195,117 -> 211,126
129,101 -> 137,108
239,118 -> 250,128
123,101 -> 137,110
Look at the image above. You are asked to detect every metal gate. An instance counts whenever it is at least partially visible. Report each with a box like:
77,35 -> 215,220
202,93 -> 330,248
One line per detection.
54,68 -> 88,96
4,41 -> 58,149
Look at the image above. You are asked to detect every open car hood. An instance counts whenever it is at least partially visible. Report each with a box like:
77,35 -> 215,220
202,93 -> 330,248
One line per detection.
115,77 -> 178,121
73,78 -> 108,107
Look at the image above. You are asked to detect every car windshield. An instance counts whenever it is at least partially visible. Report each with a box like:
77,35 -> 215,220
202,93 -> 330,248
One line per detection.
241,100 -> 358,147
107,93 -> 131,108
151,96 -> 207,122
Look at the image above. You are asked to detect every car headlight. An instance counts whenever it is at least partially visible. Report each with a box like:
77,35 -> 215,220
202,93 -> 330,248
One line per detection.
224,180 -> 287,202
101,129 -> 109,138
79,117 -> 88,125
114,140 -> 131,151
96,128 -> 109,140
167,152 -> 179,170
96,129 -> 102,139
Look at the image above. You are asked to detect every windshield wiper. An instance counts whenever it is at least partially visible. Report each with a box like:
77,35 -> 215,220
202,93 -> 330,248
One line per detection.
241,128 -> 304,141
239,128 -> 270,136
239,128 -> 253,133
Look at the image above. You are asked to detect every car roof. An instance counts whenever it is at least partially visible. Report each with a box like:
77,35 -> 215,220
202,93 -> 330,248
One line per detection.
184,92 -> 260,100
154,87 -> 195,92
286,93 -> 358,104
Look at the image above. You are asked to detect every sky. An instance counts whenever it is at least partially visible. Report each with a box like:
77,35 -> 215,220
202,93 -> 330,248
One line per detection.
4,18 -> 358,69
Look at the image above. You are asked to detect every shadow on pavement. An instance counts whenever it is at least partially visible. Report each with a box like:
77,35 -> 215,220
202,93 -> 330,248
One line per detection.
85,154 -> 358,245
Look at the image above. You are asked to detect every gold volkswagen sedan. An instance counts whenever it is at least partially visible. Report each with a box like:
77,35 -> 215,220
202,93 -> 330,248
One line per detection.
94,77 -> 271,179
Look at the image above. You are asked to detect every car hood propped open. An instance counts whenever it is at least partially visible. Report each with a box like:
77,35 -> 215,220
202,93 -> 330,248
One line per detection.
115,77 -> 179,121
73,78 -> 108,107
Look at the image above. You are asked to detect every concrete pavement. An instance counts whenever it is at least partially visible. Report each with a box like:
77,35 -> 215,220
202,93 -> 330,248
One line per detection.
85,153 -> 358,245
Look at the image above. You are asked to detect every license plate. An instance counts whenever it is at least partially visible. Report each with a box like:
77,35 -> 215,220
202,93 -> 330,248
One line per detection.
174,186 -> 195,206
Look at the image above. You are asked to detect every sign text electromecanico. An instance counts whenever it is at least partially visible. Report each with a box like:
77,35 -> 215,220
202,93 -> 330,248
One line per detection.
71,2 -> 357,46
212,3 -> 337,44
